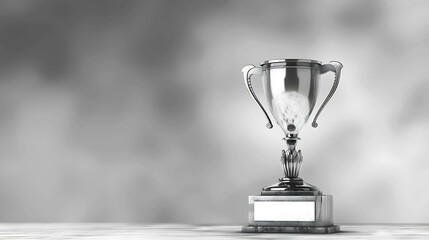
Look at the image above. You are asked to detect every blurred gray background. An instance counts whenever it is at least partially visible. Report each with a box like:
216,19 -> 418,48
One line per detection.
0,0 -> 428,223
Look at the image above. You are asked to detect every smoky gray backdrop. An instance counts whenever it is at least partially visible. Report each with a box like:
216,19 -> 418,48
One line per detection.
0,0 -> 428,223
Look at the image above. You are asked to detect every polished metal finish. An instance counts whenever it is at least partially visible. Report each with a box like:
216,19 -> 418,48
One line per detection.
261,59 -> 322,65
241,58 -> 343,194
241,59 -> 343,233
282,149 -> 302,178
261,59 -> 322,69
281,142 -> 302,178
242,65 -> 273,129
312,61 -> 343,128
242,59 -> 343,133
261,178 -> 321,196
260,135 -> 321,195
261,63 -> 319,134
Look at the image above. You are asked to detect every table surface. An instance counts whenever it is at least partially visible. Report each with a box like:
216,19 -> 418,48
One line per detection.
0,224 -> 428,239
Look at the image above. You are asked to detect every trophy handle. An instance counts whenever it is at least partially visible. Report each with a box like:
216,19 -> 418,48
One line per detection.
311,61 -> 343,128
242,65 -> 273,129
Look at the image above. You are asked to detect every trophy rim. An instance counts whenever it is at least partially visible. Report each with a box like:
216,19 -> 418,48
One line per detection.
261,59 -> 322,67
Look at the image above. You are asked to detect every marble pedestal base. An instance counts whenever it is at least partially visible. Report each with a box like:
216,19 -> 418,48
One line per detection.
242,195 -> 339,234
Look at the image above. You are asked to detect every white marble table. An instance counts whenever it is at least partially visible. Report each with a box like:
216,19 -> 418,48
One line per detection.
0,224 -> 428,239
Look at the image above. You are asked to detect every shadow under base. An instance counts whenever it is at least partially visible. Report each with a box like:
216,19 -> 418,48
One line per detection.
242,225 -> 340,234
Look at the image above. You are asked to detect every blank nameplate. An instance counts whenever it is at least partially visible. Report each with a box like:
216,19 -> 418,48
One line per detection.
254,201 -> 315,221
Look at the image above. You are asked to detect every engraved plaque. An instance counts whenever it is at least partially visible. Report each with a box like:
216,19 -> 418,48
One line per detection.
253,201 -> 315,222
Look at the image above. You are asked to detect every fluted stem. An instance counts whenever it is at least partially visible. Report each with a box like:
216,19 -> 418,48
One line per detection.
281,141 -> 303,178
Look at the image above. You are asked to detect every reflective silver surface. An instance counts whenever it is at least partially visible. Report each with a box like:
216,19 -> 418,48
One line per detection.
281,148 -> 302,179
242,60 -> 343,197
262,65 -> 319,134
242,59 -> 343,231
242,65 -> 273,129
312,61 -> 343,128
242,59 -> 343,135
261,59 -> 322,67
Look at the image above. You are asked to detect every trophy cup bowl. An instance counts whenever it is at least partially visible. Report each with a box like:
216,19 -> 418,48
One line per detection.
241,59 -> 343,233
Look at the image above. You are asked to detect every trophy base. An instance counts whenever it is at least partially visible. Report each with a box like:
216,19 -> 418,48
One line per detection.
261,178 -> 322,196
243,195 -> 338,234
242,225 -> 340,233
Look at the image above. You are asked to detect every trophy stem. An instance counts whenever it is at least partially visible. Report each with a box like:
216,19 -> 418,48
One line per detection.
281,135 -> 303,179
261,134 -> 320,195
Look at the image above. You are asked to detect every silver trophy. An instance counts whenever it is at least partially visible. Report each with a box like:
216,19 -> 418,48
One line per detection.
241,59 -> 343,233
